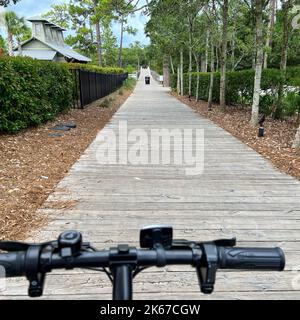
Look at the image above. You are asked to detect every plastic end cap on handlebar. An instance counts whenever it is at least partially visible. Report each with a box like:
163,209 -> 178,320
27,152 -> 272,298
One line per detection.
276,247 -> 286,271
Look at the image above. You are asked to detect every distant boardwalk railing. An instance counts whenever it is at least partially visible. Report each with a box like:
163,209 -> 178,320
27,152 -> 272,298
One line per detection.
71,69 -> 128,109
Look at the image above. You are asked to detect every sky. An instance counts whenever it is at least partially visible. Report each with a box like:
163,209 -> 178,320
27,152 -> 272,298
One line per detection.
0,0 -> 150,47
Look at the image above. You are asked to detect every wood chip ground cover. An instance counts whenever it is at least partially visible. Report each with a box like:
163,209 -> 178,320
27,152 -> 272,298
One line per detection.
0,88 -> 133,240
172,93 -> 300,181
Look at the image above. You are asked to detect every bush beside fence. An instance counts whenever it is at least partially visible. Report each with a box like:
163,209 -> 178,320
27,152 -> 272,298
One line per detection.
67,63 -> 125,75
0,57 -> 127,133
0,57 -> 73,133
171,67 -> 300,117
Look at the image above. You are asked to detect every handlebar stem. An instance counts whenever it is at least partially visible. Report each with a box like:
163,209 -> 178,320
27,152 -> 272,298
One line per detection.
112,265 -> 133,300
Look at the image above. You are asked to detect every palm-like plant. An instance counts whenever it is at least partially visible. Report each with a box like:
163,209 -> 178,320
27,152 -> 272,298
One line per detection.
1,11 -> 29,56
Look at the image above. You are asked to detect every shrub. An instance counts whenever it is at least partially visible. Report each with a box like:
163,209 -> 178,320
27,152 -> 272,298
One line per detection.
0,56 -> 73,133
125,65 -> 136,74
281,91 -> 300,117
171,67 -> 300,117
101,98 -> 111,108
67,62 -> 125,74
286,66 -> 300,87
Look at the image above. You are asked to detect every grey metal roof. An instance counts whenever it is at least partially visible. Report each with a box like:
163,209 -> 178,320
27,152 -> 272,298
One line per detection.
28,16 -> 66,31
15,50 -> 57,60
27,15 -> 48,22
44,22 -> 66,31
46,41 -> 92,62
15,37 -> 91,62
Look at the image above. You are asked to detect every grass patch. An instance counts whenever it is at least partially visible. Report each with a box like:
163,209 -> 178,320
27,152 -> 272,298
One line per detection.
123,78 -> 137,90
101,98 -> 112,108
100,77 -> 136,108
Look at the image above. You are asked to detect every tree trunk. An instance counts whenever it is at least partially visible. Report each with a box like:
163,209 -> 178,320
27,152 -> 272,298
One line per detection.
251,0 -> 256,69
89,19 -> 94,43
201,31 -> 209,72
188,16 -> 193,98
170,55 -> 175,74
273,0 -> 292,119
205,29 -> 209,72
201,55 -> 206,72
193,52 -> 200,101
293,123 -> 300,148
188,46 -> 192,98
231,39 -> 235,71
231,14 -> 236,71
252,29 -> 257,69
280,0 -> 292,72
95,22 -> 102,66
177,66 -> 180,94
180,49 -> 184,96
251,0 -> 264,125
7,32 -> 14,57
118,18 -> 124,68
208,43 -> 215,110
163,54 -> 170,87
219,0 -> 229,109
216,45 -> 219,70
264,0 -> 276,69
93,0 -> 102,66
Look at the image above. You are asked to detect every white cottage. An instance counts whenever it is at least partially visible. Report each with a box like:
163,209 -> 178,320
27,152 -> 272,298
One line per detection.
14,16 -> 91,63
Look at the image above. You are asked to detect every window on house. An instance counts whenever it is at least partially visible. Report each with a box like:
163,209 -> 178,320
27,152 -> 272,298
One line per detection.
58,31 -> 64,44
46,27 -> 52,41
52,30 -> 58,43
34,24 -> 42,37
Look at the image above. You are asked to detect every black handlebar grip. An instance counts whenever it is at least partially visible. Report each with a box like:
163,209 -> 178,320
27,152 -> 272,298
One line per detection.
0,252 -> 26,277
218,247 -> 285,271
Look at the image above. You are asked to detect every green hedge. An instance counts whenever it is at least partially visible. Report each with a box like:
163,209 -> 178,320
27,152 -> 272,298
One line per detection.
171,67 -> 300,116
67,63 -> 125,74
286,66 -> 300,87
0,58 -> 127,133
0,57 -> 73,133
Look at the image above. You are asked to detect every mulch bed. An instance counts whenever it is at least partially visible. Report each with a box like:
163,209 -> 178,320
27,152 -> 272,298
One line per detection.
0,88 -> 133,240
171,92 -> 300,181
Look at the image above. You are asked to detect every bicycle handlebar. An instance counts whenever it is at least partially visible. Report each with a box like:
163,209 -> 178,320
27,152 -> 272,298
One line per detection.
0,227 -> 285,300
0,247 -> 285,277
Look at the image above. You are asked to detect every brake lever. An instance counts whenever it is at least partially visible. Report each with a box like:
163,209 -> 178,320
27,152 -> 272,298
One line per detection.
172,238 -> 236,295
0,240 -> 56,252
213,238 -> 236,247
0,241 -> 31,252
171,239 -> 194,248
171,238 -> 236,248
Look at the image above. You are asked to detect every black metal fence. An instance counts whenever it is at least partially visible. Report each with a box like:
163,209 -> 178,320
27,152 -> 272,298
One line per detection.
71,69 -> 128,109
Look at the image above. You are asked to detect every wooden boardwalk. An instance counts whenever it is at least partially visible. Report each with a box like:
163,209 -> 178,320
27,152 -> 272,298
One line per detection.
2,68 -> 300,300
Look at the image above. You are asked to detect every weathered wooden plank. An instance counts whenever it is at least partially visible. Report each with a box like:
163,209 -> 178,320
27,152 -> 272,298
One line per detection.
2,271 -> 299,296
44,219 -> 300,231
38,209 -> 300,219
63,202 -> 299,211
30,229 -> 300,242
46,194 -> 300,204
55,180 -> 300,195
